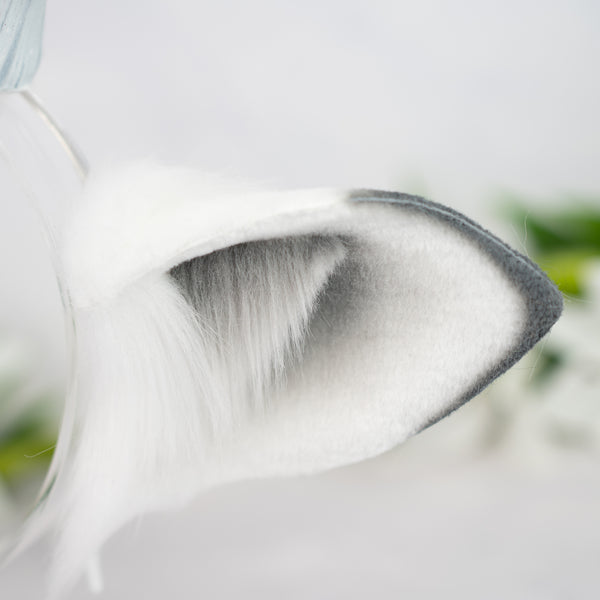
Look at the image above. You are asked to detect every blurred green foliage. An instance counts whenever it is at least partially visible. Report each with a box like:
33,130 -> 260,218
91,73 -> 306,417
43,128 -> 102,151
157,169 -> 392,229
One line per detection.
0,377 -> 55,492
504,195 -> 600,384
505,199 -> 600,298
0,411 -> 54,482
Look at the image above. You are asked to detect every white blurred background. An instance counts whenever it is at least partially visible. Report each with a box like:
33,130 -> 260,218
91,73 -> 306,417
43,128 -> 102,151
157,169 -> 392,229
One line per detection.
1,1 -> 599,598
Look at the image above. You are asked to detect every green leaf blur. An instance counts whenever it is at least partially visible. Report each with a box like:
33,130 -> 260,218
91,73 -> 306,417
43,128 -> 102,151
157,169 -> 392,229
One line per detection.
505,198 -> 600,298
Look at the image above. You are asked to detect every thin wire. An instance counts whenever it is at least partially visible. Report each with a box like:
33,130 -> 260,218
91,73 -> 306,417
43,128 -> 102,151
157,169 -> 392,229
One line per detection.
24,445 -> 57,459
20,88 -> 89,180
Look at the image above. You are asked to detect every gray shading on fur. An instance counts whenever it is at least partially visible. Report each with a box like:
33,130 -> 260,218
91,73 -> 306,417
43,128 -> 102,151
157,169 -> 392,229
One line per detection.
348,190 -> 563,430
171,235 -> 348,420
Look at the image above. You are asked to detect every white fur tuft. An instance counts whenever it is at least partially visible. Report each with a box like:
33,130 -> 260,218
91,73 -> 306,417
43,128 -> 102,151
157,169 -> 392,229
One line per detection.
36,234 -> 347,596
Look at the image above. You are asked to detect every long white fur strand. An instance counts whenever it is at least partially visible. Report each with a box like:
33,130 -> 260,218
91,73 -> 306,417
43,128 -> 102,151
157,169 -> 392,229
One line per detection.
29,235 -> 346,597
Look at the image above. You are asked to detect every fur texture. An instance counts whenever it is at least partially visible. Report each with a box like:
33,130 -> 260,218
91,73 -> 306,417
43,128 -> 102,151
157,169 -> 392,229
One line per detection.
171,236 -> 347,419
26,233 -> 347,596
7,163 -> 561,598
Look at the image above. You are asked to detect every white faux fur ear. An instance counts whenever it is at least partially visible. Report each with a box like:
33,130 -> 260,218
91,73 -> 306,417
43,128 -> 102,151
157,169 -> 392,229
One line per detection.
13,163 -> 562,598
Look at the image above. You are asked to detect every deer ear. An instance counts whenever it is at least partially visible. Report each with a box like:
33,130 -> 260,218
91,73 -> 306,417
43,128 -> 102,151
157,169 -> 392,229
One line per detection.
25,163 -> 561,595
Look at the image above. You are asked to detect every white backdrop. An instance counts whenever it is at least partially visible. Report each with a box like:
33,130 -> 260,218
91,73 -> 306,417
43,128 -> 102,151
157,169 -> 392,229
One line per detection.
2,1 -> 599,598
35,0 -> 600,213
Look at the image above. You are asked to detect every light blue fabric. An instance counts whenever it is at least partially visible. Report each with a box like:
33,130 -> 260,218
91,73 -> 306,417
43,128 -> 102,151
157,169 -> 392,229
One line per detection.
0,0 -> 45,90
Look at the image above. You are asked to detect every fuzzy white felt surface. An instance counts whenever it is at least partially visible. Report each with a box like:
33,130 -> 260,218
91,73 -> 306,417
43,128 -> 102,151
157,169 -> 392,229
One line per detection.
16,162 -> 561,596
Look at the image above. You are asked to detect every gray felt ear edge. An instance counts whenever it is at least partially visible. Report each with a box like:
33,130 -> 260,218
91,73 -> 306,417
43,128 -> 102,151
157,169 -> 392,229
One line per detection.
348,190 -> 564,431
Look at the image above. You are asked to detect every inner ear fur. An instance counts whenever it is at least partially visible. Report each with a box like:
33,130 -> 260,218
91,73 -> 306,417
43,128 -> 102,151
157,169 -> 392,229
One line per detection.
170,234 -> 351,418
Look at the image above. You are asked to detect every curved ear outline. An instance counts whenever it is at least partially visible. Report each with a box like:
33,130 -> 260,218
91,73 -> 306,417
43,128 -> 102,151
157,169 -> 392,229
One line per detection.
348,189 -> 563,431
8,168 -> 563,597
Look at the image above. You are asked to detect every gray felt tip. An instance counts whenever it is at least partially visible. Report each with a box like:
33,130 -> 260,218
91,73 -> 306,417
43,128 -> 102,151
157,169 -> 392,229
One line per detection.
348,190 -> 563,429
